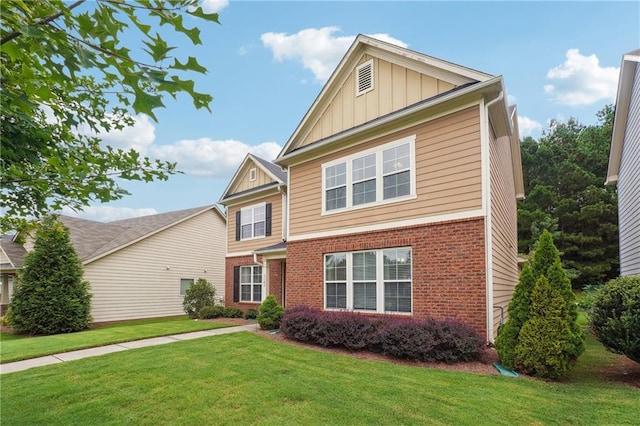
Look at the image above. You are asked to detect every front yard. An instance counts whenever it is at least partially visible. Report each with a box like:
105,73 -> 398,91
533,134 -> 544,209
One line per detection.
1,328 -> 638,425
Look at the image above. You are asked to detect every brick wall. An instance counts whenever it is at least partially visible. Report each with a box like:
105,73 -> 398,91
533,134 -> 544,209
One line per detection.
224,256 -> 285,308
285,217 -> 488,337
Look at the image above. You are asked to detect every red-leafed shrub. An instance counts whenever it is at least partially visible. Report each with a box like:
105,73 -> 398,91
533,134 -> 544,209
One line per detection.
280,306 -> 485,363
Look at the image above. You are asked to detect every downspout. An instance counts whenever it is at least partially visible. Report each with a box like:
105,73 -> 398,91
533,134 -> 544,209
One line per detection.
483,91 -> 503,343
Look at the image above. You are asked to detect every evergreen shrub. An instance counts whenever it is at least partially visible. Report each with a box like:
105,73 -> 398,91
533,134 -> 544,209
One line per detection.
183,278 -> 216,319
590,276 -> 640,363
257,295 -> 284,330
199,305 -> 224,319
223,306 -> 244,318
244,308 -> 259,320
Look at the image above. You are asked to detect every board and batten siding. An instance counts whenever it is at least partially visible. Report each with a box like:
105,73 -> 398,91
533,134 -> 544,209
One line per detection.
84,210 -> 226,322
618,64 -> 640,276
300,55 -> 457,148
226,193 -> 284,254
289,106 -> 482,237
489,130 -> 520,338
228,160 -> 277,195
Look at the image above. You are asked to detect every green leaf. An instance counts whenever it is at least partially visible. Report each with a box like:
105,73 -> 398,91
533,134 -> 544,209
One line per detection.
171,56 -> 207,73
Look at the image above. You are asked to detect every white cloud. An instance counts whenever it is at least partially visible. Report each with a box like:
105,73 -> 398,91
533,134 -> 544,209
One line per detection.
151,139 -> 282,177
261,27 -> 408,82
59,205 -> 158,222
80,114 -> 156,155
200,0 -> 228,13
518,116 -> 543,137
507,94 -> 517,105
238,45 -> 249,56
544,49 -> 619,106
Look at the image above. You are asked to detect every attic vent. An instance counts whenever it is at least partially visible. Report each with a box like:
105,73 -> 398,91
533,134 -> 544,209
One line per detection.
356,59 -> 374,96
249,168 -> 257,181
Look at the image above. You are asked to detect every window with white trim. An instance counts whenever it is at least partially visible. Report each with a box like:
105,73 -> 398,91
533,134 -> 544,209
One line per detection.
240,203 -> 265,239
240,265 -> 263,302
180,278 -> 194,296
322,135 -> 416,213
324,247 -> 412,313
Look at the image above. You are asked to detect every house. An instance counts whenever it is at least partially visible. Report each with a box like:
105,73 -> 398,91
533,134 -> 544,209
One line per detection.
0,205 -> 227,322
0,235 -> 26,315
219,154 -> 288,307
222,35 -> 524,342
606,49 -> 640,277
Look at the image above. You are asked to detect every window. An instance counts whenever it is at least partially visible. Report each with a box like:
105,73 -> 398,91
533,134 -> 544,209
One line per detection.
180,278 -> 194,296
322,135 -> 415,213
240,265 -> 263,303
325,162 -> 346,211
324,247 -> 412,313
240,203 -> 265,239
249,167 -> 257,182
356,59 -> 374,96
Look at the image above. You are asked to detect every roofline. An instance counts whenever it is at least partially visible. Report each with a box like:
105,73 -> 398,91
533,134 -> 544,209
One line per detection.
275,76 -> 504,166
219,182 -> 284,206
83,205 -> 225,265
219,154 -> 285,202
0,246 -> 15,269
606,49 -> 640,185
509,105 -> 526,200
277,34 -> 493,159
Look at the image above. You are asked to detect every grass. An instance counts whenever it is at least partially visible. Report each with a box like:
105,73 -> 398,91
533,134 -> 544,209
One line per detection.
1,331 -> 638,425
0,316 -> 233,363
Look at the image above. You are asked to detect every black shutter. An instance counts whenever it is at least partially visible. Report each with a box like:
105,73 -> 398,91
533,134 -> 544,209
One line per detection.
265,203 -> 272,236
233,266 -> 240,302
235,211 -> 241,241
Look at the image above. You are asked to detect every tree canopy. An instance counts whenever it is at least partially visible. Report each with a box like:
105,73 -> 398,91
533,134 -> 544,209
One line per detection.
1,0 -> 219,231
518,106 -> 618,288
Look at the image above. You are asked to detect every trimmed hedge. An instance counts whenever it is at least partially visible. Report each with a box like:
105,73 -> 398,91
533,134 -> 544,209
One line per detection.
280,306 -> 485,363
199,306 -> 225,319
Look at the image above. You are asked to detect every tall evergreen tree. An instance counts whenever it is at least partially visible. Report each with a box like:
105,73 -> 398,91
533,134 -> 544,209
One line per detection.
9,216 -> 92,335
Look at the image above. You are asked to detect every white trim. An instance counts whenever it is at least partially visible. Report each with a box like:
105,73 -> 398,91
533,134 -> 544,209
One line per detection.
356,59 -> 374,96
480,97 -> 494,342
321,135 -> 416,214
226,251 -> 255,258
219,154 -> 285,203
288,209 -> 485,242
286,166 -> 291,241
239,202 -> 267,240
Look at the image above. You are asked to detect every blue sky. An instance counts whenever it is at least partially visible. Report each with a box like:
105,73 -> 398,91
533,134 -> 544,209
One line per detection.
65,1 -> 640,221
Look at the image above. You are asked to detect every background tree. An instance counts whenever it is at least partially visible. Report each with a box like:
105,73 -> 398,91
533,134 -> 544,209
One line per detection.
1,0 -> 219,232
9,216 -> 92,335
182,278 -> 217,319
518,106 -> 618,288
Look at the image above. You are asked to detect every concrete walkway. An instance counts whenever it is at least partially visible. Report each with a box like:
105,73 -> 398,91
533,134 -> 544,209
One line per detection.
0,324 -> 257,375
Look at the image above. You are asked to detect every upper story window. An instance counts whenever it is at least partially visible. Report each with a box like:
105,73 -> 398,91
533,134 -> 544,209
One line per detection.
235,202 -> 272,241
322,135 -> 416,214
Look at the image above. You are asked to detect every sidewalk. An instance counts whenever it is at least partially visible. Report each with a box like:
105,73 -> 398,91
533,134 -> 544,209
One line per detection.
0,324 -> 257,375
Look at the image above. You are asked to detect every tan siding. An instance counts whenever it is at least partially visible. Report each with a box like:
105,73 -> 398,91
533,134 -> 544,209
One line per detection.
228,159 -> 276,195
490,129 -> 520,338
299,57 -> 460,149
0,249 -> 10,266
227,193 -> 284,253
289,106 -> 482,236
84,210 -> 226,322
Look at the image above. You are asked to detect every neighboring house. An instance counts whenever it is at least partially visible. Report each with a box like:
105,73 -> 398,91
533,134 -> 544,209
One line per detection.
219,154 -> 288,308
222,35 -> 524,342
0,205 -> 226,322
606,49 -> 640,277
0,235 -> 26,315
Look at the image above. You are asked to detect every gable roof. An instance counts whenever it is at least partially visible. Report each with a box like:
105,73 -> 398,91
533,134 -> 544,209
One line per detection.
278,34 -> 494,159
606,49 -> 640,185
219,154 -> 287,203
1,234 -> 27,270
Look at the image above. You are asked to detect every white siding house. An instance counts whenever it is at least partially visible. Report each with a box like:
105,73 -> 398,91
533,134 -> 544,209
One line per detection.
607,50 -> 640,276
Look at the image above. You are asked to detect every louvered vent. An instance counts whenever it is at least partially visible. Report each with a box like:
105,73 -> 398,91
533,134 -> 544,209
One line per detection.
356,59 -> 374,96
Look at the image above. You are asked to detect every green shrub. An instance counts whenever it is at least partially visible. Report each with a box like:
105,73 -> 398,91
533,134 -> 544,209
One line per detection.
223,306 -> 244,318
257,295 -> 284,330
515,277 -> 574,378
9,216 -> 92,335
590,276 -> 640,363
244,308 -> 259,319
199,305 -> 225,319
182,278 -> 216,319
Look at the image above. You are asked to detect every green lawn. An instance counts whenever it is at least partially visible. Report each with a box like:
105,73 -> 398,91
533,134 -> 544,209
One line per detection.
1,331 -> 638,425
0,316 -> 232,363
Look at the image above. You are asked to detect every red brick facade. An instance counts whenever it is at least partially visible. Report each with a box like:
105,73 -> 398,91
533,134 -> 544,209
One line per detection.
285,217 -> 488,337
224,255 -> 285,308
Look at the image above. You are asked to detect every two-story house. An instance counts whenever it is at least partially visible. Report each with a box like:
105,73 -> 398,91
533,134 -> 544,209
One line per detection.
221,35 -> 524,342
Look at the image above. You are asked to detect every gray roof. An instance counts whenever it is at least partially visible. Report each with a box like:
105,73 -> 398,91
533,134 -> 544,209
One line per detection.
0,235 -> 27,269
252,155 -> 287,183
253,241 -> 287,254
54,205 -> 221,263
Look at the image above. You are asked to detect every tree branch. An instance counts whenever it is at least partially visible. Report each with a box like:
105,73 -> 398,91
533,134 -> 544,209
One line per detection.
1,0 -> 87,45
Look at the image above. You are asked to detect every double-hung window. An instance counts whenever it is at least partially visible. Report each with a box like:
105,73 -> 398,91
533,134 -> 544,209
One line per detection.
322,135 -> 415,213
324,247 -> 412,313
240,203 -> 265,239
240,265 -> 263,303
180,278 -> 194,296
